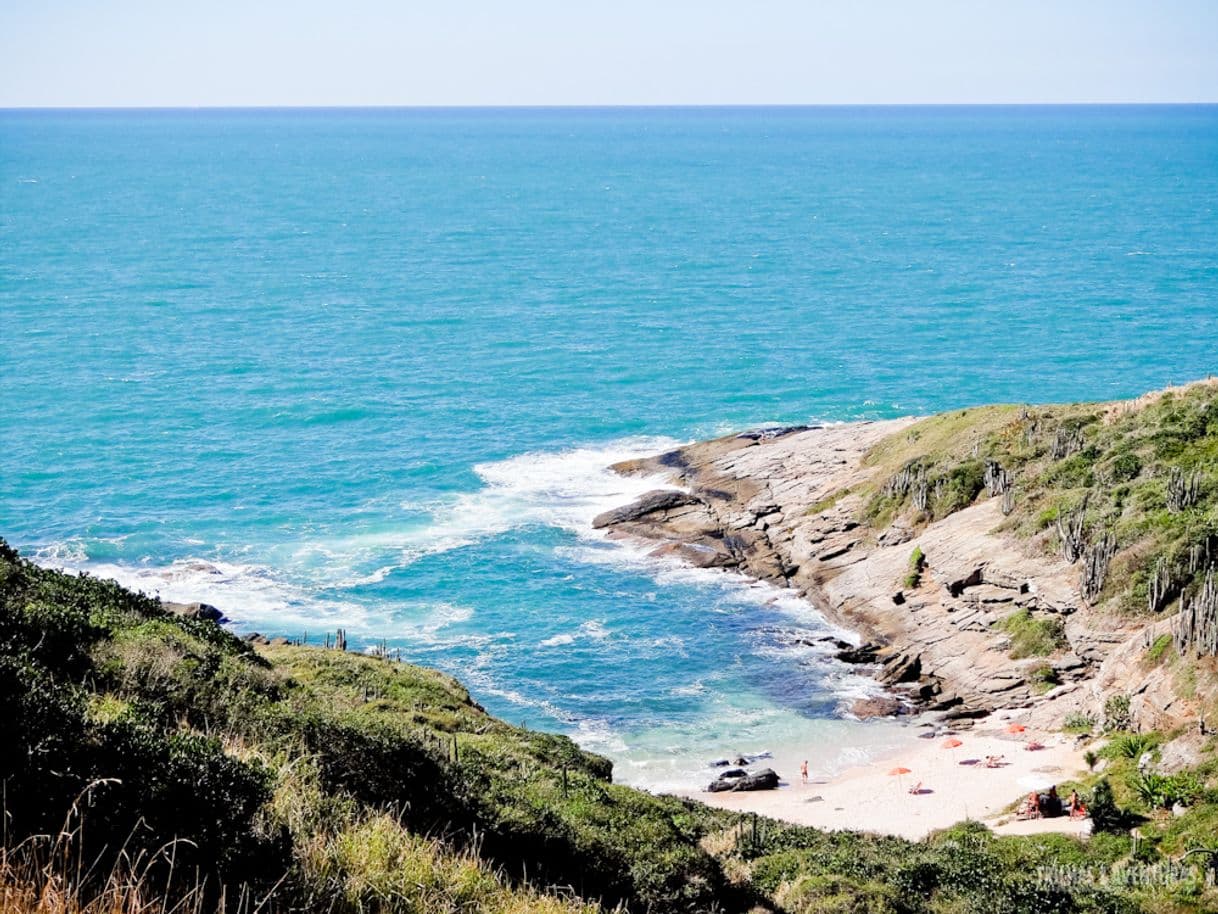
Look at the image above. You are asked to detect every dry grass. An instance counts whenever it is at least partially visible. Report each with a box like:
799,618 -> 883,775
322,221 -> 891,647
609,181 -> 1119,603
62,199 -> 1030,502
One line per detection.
0,777 -> 599,914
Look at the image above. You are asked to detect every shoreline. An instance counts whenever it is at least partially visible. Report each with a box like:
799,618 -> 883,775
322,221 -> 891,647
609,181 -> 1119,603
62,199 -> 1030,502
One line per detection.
593,419 -> 1111,837
677,711 -> 1090,840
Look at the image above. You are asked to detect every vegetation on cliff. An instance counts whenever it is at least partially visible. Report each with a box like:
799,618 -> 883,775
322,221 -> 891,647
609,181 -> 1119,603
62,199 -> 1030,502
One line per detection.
3,539 -> 1218,913
863,380 -> 1218,668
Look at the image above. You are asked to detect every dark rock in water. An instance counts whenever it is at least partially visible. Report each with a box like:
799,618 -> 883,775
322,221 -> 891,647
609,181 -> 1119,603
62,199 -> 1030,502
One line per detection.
648,540 -> 735,568
835,641 -> 883,665
732,756 -> 750,766
591,489 -> 702,528
718,768 -> 748,780
709,758 -> 730,767
163,600 -> 225,623
850,696 -> 904,719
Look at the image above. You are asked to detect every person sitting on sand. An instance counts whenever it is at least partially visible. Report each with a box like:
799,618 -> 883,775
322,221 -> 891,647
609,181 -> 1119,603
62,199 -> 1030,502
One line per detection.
908,781 -> 923,795
1019,791 -> 1041,819
1068,790 -> 1087,819
800,759 -> 809,784
985,754 -> 1005,768
1025,739 -> 1045,751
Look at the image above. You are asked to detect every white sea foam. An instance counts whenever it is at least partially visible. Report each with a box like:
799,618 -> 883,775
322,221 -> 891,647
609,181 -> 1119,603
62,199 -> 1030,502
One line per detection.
30,430 -> 894,795
328,436 -> 685,569
538,619 -> 611,648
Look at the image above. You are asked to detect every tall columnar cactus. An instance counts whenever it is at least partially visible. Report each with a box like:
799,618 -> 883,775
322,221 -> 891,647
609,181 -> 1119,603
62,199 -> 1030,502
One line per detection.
1050,425 -> 1084,460
983,460 -> 1011,497
1174,568 -> 1218,657
884,459 -> 926,499
1080,530 -> 1116,602
1166,467 -> 1201,513
1056,496 -> 1089,564
1001,486 -> 1015,516
1148,557 -> 1175,614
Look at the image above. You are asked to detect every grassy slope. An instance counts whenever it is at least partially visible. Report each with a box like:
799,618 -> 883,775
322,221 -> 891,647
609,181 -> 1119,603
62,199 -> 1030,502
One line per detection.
859,381 -> 1218,699
3,526 -> 1218,914
863,381 -> 1218,610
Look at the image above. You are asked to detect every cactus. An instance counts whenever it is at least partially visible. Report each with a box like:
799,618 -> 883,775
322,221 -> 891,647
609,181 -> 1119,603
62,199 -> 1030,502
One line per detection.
1080,530 -> 1116,602
1050,425 -> 1085,460
1167,467 -> 1201,513
1056,495 -> 1089,564
1174,568 -> 1218,657
1148,557 -> 1175,614
884,459 -> 926,499
983,460 -> 1011,497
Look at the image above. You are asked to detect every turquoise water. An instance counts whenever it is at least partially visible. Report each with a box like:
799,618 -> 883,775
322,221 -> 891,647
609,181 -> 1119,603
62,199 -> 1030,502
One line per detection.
3,106 -> 1217,787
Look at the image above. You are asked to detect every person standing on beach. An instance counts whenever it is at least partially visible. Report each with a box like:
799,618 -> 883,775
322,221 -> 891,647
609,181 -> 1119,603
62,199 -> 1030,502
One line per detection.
800,760 -> 809,784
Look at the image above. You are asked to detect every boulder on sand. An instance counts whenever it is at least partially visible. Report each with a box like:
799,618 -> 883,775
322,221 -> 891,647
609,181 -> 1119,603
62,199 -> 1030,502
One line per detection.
706,767 -> 780,792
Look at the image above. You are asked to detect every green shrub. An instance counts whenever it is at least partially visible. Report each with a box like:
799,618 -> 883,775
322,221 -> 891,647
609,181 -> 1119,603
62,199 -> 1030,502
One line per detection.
1130,770 -> 1203,810
1102,694 -> 1133,733
1101,732 -> 1158,761
1144,633 -> 1174,665
1063,712 -> 1096,735
1089,779 -> 1124,834
1030,664 -> 1059,693
904,547 -> 926,589
995,609 -> 1066,659
933,461 -> 987,516
1108,452 -> 1143,482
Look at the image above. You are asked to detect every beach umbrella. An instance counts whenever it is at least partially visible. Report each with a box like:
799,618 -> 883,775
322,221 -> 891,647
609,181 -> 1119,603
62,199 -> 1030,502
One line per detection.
941,736 -> 963,766
1018,774 -> 1056,792
1006,723 -> 1026,734
888,766 -> 912,792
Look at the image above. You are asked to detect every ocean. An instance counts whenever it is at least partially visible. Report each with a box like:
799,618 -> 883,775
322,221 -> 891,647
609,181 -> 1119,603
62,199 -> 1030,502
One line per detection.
3,105 -> 1217,789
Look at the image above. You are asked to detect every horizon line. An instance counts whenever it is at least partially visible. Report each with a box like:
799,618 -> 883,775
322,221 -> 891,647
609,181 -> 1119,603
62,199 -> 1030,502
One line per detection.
3,101 -> 1218,112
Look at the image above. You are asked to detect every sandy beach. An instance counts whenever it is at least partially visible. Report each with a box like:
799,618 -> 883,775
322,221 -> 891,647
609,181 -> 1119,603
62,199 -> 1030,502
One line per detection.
685,712 -> 1091,841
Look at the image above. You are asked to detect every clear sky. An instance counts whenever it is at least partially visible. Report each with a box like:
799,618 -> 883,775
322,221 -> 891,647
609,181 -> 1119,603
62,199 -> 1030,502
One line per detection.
2,1 -> 1217,107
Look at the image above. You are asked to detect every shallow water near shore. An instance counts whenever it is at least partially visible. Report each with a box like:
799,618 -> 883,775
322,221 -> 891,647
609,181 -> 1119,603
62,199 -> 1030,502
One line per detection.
4,106 -> 1218,789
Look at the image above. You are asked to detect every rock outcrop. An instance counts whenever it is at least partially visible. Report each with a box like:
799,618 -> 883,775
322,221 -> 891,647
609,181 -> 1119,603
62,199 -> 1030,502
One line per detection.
596,422 -> 1209,732
162,600 -> 226,623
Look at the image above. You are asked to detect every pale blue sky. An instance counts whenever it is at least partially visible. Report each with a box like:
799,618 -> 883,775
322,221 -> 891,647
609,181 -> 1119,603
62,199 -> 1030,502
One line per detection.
2,1 -> 1217,106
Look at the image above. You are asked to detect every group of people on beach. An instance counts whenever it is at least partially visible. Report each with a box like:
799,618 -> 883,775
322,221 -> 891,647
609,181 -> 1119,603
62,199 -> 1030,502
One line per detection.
1018,785 -> 1088,820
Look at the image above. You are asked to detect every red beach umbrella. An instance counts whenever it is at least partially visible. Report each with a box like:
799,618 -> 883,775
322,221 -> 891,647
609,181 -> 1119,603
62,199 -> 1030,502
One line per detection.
888,767 -> 912,776
941,738 -> 963,749
1006,723 -> 1026,734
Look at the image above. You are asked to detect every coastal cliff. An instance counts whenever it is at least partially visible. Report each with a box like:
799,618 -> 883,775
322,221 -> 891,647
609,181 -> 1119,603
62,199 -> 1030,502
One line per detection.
596,382 -> 1218,746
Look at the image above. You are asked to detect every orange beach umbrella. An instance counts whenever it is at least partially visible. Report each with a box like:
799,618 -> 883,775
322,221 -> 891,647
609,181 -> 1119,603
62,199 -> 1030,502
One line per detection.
941,738 -> 963,749
888,765 -> 913,792
1006,723 -> 1027,734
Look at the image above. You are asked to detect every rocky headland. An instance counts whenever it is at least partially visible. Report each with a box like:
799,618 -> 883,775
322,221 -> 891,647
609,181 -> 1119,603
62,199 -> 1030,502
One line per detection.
595,383 -> 1218,756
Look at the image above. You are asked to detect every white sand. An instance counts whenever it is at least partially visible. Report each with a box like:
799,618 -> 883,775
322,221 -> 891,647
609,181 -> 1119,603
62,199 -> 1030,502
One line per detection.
685,715 -> 1090,840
